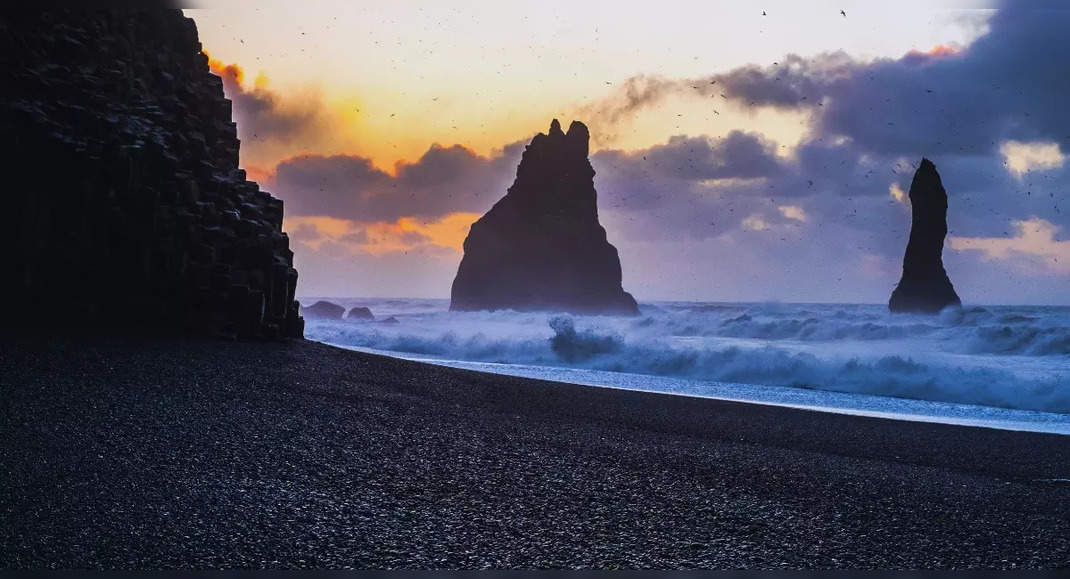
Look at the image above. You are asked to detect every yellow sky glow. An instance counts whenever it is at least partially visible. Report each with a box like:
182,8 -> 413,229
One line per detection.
185,1 -> 989,171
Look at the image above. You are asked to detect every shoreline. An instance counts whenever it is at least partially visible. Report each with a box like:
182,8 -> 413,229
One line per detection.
2,335 -> 1069,568
325,341 -> 1070,436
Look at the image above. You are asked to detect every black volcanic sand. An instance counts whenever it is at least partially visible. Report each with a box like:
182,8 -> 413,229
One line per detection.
2,336 -> 1069,569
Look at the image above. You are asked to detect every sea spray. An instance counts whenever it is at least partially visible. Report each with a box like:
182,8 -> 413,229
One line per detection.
548,316 -> 621,362
304,298 -> 1070,413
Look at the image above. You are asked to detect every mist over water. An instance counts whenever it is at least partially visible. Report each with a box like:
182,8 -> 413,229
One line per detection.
305,299 -> 1070,416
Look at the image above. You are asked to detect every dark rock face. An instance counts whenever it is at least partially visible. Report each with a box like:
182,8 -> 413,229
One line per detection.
346,306 -> 374,320
302,301 -> 345,320
0,10 -> 302,338
450,119 -> 638,315
889,158 -> 962,313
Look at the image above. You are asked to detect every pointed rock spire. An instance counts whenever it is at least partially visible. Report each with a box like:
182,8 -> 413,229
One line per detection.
889,158 -> 962,313
548,118 -> 564,136
566,120 -> 589,157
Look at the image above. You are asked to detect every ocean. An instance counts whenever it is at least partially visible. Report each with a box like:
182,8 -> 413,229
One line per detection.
304,298 -> 1070,435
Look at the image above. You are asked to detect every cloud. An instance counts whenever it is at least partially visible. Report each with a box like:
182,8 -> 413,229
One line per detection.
589,131 -> 785,222
778,205 -> 807,222
889,182 -> 907,203
950,218 -> 1070,273
578,53 -> 856,137
999,140 -> 1065,178
757,8 -> 1070,159
205,52 -> 325,144
270,143 -> 523,222
284,212 -> 480,257
741,214 -> 770,231
592,130 -> 783,182
583,6 -> 1070,161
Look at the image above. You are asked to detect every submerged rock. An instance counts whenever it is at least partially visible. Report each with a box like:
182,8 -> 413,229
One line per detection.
346,306 -> 375,320
450,119 -> 639,315
889,158 -> 962,313
301,301 -> 345,319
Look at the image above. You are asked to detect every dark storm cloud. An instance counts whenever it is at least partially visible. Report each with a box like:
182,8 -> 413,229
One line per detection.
713,52 -> 856,108
272,155 -> 391,217
593,135 -> 905,244
583,3 -> 1070,266
271,143 -> 524,221
817,8 -> 1070,156
593,131 -> 783,186
580,53 -> 855,135
590,131 -> 786,224
590,6 -> 1070,160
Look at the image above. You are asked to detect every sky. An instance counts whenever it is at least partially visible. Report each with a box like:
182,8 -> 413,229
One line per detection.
185,1 -> 1070,304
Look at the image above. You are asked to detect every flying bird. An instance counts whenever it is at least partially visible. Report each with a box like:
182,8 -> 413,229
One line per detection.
840,10 -> 846,17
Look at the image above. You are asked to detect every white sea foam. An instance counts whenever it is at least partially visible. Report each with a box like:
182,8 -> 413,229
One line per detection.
304,299 -> 1070,418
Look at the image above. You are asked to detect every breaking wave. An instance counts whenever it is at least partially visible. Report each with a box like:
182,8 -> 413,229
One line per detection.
305,299 -> 1070,414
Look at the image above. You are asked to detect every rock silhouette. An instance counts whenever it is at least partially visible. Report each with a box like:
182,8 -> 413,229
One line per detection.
302,301 -> 345,320
346,306 -> 375,320
889,158 -> 961,313
450,120 -> 639,315
1,9 -> 302,338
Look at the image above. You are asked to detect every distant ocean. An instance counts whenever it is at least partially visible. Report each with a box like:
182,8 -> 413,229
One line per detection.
304,298 -> 1070,435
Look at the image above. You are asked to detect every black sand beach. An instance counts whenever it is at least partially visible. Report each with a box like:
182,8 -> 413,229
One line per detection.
1,335 -> 1068,569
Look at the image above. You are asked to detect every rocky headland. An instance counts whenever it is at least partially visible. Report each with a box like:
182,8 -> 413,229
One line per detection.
0,9 -> 302,338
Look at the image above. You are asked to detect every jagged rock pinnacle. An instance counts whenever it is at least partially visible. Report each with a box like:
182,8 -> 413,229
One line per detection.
450,120 -> 638,315
549,118 -> 563,136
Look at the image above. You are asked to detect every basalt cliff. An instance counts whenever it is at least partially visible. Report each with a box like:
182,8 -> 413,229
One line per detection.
1,10 -> 302,338
889,158 -> 961,313
450,119 -> 638,315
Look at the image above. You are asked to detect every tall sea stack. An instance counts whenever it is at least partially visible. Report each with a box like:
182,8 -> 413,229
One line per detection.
889,158 -> 961,313
1,10 -> 303,338
450,119 -> 638,315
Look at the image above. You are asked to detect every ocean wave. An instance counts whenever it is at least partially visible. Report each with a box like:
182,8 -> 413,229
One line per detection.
544,318 -> 1069,413
304,301 -> 1070,414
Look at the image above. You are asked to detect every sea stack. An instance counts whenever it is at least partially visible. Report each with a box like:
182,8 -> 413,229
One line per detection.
450,119 -> 639,315
889,158 -> 961,313
1,10 -> 303,338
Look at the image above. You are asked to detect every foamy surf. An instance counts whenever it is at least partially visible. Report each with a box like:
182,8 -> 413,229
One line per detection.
305,298 -> 1070,434
323,344 -> 1070,436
